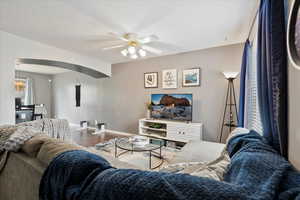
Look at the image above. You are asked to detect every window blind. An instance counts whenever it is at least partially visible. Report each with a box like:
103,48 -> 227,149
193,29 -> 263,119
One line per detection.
245,34 -> 263,134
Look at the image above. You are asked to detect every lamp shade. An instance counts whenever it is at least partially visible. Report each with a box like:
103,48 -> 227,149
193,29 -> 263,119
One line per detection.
222,72 -> 239,79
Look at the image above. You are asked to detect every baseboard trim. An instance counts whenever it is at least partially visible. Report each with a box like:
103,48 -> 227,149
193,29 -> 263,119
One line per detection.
69,123 -> 134,136
105,129 -> 134,136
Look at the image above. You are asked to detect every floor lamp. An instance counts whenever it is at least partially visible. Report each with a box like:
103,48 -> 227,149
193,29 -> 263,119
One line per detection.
220,72 -> 239,143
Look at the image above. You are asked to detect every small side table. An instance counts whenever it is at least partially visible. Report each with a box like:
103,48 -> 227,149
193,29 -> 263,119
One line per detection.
115,137 -> 164,170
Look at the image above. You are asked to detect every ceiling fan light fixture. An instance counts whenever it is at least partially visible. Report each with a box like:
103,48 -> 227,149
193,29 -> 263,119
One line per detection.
139,49 -> 147,57
121,49 -> 128,56
128,46 -> 136,54
130,54 -> 138,59
104,32 -> 161,60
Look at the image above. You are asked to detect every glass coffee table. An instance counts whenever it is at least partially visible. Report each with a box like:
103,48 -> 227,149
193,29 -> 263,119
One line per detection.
115,137 -> 164,169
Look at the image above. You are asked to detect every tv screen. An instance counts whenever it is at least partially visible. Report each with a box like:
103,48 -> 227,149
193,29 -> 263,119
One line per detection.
151,94 -> 192,121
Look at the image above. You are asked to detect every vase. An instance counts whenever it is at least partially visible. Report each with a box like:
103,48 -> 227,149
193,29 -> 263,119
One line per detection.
146,110 -> 151,119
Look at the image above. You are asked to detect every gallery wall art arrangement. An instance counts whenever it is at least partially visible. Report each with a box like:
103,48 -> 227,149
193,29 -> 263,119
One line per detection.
144,68 -> 201,89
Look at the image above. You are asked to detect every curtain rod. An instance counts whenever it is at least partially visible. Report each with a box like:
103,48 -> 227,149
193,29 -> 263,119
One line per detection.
247,6 -> 260,41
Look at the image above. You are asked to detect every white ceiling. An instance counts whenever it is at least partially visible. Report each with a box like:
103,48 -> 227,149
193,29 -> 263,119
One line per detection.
0,0 -> 259,64
15,64 -> 70,75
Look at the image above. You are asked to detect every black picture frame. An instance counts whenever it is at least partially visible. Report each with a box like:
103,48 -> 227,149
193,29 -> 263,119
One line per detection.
75,85 -> 81,107
144,72 -> 158,88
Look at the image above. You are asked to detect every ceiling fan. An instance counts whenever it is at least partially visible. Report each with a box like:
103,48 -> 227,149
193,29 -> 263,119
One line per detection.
102,32 -> 163,59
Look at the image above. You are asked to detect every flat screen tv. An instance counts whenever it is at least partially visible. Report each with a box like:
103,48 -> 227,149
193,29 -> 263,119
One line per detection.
151,94 -> 192,121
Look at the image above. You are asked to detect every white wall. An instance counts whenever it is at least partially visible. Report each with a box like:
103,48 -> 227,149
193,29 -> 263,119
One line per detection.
288,0 -> 300,170
52,71 -> 104,124
15,70 -> 53,118
0,30 -> 111,124
288,62 -> 300,170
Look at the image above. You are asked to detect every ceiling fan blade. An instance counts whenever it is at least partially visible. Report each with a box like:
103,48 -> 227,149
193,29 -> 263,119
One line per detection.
138,35 -> 159,44
107,32 -> 129,42
150,41 -> 183,52
102,44 -> 126,50
142,45 -> 163,54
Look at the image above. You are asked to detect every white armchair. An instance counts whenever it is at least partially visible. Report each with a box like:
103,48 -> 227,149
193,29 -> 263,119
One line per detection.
169,141 -> 225,164
169,128 -> 250,164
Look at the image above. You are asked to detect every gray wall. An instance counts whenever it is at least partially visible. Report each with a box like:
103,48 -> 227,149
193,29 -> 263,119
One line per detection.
51,44 -> 243,142
288,0 -> 300,170
101,43 -> 243,141
15,71 -> 53,118
52,71 -> 104,124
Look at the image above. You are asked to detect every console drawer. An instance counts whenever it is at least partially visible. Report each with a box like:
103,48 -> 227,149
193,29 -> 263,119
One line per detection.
167,124 -> 201,141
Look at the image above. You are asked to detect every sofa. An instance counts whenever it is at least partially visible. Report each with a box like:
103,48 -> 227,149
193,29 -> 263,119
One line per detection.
1,124 -> 300,199
0,129 -> 225,200
0,134 -> 140,200
38,131 -> 300,200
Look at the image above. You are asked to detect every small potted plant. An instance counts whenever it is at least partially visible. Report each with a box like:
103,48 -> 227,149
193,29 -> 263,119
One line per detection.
146,102 -> 153,119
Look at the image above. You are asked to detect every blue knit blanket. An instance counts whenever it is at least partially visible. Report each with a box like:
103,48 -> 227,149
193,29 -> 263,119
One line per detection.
39,131 -> 300,200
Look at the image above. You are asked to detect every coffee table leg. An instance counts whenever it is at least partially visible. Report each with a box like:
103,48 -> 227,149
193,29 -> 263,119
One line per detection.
160,147 -> 162,158
149,150 -> 152,169
160,143 -> 162,158
115,142 -> 117,158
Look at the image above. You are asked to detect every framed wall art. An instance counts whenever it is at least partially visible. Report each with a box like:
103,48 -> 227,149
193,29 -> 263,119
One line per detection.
144,72 -> 158,88
182,68 -> 201,87
162,69 -> 177,89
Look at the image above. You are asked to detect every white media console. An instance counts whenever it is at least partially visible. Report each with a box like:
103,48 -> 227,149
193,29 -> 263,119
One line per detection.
139,118 -> 203,143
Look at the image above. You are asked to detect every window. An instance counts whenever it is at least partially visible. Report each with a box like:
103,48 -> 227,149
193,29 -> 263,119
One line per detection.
15,78 -> 27,105
245,34 -> 263,134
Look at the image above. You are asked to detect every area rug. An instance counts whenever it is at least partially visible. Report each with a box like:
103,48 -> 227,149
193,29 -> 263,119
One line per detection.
91,139 -> 180,170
